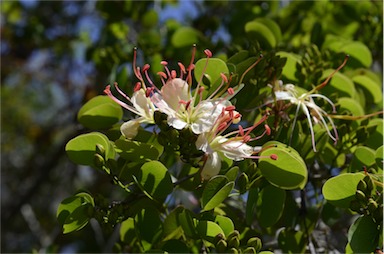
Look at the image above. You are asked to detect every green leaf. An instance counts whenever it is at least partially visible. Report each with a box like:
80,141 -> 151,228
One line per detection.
321,70 -> 356,98
366,118 -> 384,149
178,208 -> 198,238
201,175 -> 234,211
161,239 -> 190,253
257,184 -> 286,228
225,166 -> 239,182
194,57 -> 229,93
350,146 -> 376,171
337,97 -> 365,116
253,18 -> 282,44
136,208 -> 162,244
214,215 -> 234,238
276,51 -> 301,81
163,207 -> 185,240
348,216 -> 380,253
196,220 -> 225,243
65,132 -> 115,167
322,173 -> 365,208
258,142 -> 308,190
77,95 -> 123,129
339,42 -> 372,68
120,218 -> 136,244
57,192 -> 94,234
115,139 -> 162,163
375,146 -> 383,170
245,21 -> 276,49
171,27 -> 199,48
352,75 -> 382,104
134,161 -> 173,200
278,228 -> 307,254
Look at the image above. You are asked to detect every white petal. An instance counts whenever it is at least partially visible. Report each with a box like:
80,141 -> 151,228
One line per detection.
168,116 -> 188,130
131,89 -> 154,122
161,78 -> 191,110
120,119 -> 141,139
201,152 -> 221,180
195,133 -> 213,153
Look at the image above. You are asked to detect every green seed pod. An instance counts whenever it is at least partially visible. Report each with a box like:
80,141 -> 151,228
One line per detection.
247,237 -> 262,252
355,190 -> 367,202
357,180 -> 367,193
368,199 -> 378,214
93,154 -> 105,168
363,175 -> 374,193
349,200 -> 362,214
243,247 -> 256,254
238,173 -> 249,194
95,143 -> 106,157
216,239 -> 228,253
227,230 -> 240,242
228,236 -> 240,249
214,233 -> 225,245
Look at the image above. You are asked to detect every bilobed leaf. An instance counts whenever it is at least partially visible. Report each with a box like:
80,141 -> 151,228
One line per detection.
258,142 -> 308,190
194,57 -> 229,93
65,132 -> 115,167
201,175 -> 234,211
77,95 -> 123,129
57,192 -> 94,234
171,27 -> 199,48
120,218 -> 136,244
322,173 -> 365,208
115,139 -> 162,163
278,228 -> 307,254
214,215 -> 234,237
348,215 -> 380,253
256,184 -> 286,228
276,51 -> 301,81
245,20 -> 276,49
350,146 -> 376,171
196,220 -> 225,243
321,70 -> 356,98
352,75 -> 382,104
134,161 -> 173,200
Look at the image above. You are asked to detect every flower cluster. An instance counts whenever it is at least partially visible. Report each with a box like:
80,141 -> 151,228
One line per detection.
105,46 -> 276,180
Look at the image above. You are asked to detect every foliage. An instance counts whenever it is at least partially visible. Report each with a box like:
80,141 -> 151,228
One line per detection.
2,0 -> 382,253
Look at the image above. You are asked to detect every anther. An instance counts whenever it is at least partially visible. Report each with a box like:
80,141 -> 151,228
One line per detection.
264,124 -> 271,135
225,105 -> 236,111
270,154 -> 278,160
227,88 -> 235,95
134,82 -> 141,92
204,49 -> 212,58
142,64 -> 150,72
220,73 -> 228,83
160,61 -> 168,66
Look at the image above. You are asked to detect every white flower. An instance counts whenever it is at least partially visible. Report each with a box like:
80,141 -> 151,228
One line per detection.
104,83 -> 156,138
195,111 -> 274,180
266,81 -> 338,152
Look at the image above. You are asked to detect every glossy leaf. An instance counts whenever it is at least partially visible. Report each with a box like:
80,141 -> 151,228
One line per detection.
77,95 -> 123,129
278,228 -> 307,254
352,75 -> 382,104
214,215 -> 234,238
348,215 -> 380,253
115,139 -> 162,163
194,57 -> 229,92
339,42 -> 372,68
322,173 -> 365,208
245,20 -> 276,49
134,161 -> 173,200
258,142 -> 308,190
350,146 -> 376,171
65,132 -> 115,167
276,51 -> 301,81
171,27 -> 199,48
257,184 -> 286,228
196,220 -> 225,243
321,70 -> 356,98
201,175 -> 234,211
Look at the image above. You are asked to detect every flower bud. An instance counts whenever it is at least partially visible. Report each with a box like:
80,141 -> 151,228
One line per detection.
228,236 -> 240,249
357,180 -> 367,193
355,190 -> 367,202
243,247 -> 256,254
216,239 -> 228,253
120,119 -> 140,139
247,237 -> 262,252
93,154 -> 105,169
95,144 -> 106,157
238,173 -> 249,194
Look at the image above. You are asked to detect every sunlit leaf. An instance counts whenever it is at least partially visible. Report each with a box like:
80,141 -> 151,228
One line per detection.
245,20 -> 277,49
77,95 -> 123,129
171,27 -> 199,48
201,175 -> 234,211
348,215 -> 380,253
276,51 -> 301,81
322,173 -> 365,208
196,220 -> 225,243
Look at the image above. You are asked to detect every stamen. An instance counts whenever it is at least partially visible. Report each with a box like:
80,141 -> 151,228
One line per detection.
178,62 -> 186,79
171,70 -> 177,79
204,49 -> 212,58
104,85 -> 140,115
133,47 -> 142,81
134,82 -> 141,92
225,105 -> 236,111
270,154 -> 278,160
186,45 -> 197,85
114,82 -> 132,103
265,124 -> 271,135
161,61 -> 171,78
227,88 -> 234,95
